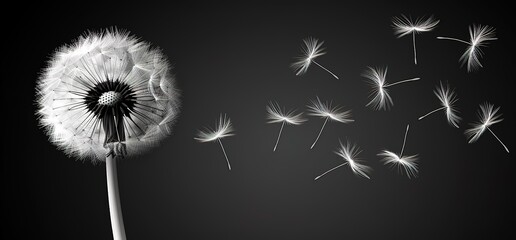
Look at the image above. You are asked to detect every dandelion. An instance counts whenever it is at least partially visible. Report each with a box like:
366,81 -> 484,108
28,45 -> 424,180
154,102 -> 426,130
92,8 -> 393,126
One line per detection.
291,37 -> 339,79
392,15 -> 439,64
195,114 -> 235,170
464,103 -> 509,153
437,25 -> 497,72
418,82 -> 461,128
36,29 -> 180,240
362,66 -> 420,110
266,101 -> 306,151
307,97 -> 353,149
378,124 -> 418,178
314,141 -> 372,181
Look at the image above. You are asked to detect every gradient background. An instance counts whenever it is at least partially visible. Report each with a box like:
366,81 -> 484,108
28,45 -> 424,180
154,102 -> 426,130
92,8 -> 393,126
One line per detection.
3,2 -> 514,239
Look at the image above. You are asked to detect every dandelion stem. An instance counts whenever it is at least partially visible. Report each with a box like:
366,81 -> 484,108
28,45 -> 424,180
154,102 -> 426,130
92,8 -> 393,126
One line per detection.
106,155 -> 127,240
310,117 -> 329,149
418,106 -> 446,120
273,121 -> 285,152
436,37 -> 470,45
384,77 -> 420,88
487,127 -> 510,153
400,124 -> 410,156
218,139 -> 232,170
412,32 -> 417,65
314,163 -> 347,181
312,60 -> 339,79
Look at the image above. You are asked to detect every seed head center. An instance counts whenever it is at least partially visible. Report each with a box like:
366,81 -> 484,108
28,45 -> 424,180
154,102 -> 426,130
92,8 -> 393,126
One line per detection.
98,91 -> 122,106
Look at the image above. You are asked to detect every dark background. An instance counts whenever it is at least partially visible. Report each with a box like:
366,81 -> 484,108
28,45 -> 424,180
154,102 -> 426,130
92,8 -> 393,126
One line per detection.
3,2 -> 514,239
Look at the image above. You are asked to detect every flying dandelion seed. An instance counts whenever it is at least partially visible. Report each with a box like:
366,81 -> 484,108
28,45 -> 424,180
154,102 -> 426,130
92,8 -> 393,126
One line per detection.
378,124 -> 418,178
392,15 -> 439,65
36,29 -> 180,240
465,103 -> 509,153
418,82 -> 461,128
266,101 -> 306,151
195,114 -> 235,170
314,141 -> 372,181
437,25 -> 497,72
362,66 -> 420,110
307,97 -> 353,149
291,37 -> 339,79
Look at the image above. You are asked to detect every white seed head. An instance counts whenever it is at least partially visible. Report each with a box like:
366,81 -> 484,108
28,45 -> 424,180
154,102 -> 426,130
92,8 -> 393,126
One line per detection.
435,82 -> 461,128
307,96 -> 354,123
392,15 -> 439,37
378,150 -> 418,179
465,102 -> 503,143
335,141 -> 372,179
461,25 -> 497,72
36,29 -> 180,162
291,37 -> 326,76
362,66 -> 393,110
195,114 -> 234,143
266,101 -> 306,125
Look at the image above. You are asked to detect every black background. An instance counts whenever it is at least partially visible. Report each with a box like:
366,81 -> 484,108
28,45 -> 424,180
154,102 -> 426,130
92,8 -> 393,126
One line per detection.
3,2 -> 514,239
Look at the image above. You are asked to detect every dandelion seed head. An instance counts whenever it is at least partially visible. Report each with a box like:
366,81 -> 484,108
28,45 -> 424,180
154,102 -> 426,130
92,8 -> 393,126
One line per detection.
392,15 -> 439,37
435,82 -> 461,128
362,66 -> 393,110
335,141 -> 371,179
461,25 -> 497,72
291,37 -> 326,76
266,102 -> 306,125
307,97 -> 354,123
465,102 -> 503,143
195,114 -> 234,143
379,150 -> 418,179
36,29 -> 180,162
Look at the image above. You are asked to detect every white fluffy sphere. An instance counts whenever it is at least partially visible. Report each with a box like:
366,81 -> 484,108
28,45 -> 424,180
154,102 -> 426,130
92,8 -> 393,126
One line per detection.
37,30 -> 180,162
